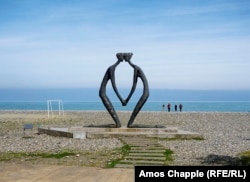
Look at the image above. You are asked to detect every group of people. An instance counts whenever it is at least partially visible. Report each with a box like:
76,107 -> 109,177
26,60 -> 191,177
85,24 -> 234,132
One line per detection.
162,103 -> 183,112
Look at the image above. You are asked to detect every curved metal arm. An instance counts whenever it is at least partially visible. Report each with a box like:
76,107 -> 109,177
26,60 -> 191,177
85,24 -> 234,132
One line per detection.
99,62 -> 122,128
127,65 -> 149,127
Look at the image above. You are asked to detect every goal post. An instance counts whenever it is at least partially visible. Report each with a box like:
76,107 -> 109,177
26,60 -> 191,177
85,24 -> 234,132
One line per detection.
47,100 -> 64,118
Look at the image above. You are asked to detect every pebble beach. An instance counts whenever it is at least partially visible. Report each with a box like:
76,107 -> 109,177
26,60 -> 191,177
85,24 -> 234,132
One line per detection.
0,110 -> 249,166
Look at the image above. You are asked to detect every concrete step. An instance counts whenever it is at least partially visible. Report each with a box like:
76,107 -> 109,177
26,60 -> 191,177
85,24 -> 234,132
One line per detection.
114,164 -> 135,168
126,141 -> 160,144
119,138 -> 154,141
122,142 -> 158,145
124,142 -> 159,145
131,147 -> 163,150
130,144 -> 164,147
128,153 -> 165,157
128,144 -> 162,147
126,141 -> 159,143
124,156 -> 166,161
130,149 -> 166,153
118,160 -> 165,165
114,163 -> 163,168
123,139 -> 155,141
121,138 -> 156,141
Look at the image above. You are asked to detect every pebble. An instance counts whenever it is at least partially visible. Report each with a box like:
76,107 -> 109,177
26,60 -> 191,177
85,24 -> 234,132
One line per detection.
157,112 -> 250,165
0,133 -> 122,153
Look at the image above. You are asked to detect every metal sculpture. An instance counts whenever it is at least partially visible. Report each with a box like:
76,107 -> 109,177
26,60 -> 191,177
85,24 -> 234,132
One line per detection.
90,53 -> 165,128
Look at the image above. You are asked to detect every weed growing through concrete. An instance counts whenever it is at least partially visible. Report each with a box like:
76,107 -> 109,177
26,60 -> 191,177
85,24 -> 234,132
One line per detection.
239,150 -> 250,165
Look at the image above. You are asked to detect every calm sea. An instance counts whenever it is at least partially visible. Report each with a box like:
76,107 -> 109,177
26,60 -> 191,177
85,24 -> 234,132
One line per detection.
0,88 -> 250,112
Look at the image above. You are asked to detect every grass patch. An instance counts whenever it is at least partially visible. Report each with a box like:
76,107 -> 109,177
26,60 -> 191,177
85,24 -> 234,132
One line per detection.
239,151 -> 250,165
0,151 -> 77,161
121,144 -> 131,155
40,152 -> 76,159
106,159 -> 119,168
106,144 -> 131,168
164,149 -> 173,163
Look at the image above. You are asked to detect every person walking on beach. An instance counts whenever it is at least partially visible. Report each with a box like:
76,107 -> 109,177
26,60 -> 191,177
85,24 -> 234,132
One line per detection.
179,104 -> 183,112
167,103 -> 171,112
162,104 -> 165,111
174,104 -> 177,112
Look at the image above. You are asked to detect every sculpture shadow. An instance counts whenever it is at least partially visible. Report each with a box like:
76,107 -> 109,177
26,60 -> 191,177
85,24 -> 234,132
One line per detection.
85,123 -> 166,128
200,154 -> 247,166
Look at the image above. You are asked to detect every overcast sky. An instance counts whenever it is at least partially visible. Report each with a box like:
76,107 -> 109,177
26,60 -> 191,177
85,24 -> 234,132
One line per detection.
0,0 -> 250,90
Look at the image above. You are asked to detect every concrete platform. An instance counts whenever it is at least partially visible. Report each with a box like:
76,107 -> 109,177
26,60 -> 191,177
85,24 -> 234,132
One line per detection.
38,126 -> 202,139
0,163 -> 134,182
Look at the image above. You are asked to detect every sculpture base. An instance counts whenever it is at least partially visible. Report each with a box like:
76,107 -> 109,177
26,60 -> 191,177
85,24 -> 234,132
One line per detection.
38,126 -> 202,139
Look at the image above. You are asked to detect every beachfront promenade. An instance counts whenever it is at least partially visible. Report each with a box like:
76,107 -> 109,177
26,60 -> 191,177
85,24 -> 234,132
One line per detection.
0,163 -> 134,182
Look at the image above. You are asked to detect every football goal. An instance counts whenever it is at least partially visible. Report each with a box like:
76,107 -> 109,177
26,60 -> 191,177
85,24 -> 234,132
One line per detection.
47,100 -> 64,118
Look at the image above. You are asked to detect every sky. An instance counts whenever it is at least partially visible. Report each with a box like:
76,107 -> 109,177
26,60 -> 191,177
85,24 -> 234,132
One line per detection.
0,0 -> 250,90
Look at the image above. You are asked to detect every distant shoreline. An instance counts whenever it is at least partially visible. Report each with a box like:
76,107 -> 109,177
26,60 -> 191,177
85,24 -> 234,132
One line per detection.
1,101 -> 250,112
0,110 -> 249,113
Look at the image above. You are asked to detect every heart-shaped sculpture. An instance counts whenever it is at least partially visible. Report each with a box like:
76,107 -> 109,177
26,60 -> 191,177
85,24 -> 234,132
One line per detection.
87,53 -> 165,128
98,53 -> 149,128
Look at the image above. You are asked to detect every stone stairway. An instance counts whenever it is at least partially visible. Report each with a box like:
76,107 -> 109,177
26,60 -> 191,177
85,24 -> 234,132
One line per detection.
114,136 -> 168,168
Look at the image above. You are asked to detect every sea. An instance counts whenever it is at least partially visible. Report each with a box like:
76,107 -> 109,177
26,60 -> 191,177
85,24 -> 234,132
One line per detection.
0,88 -> 250,112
